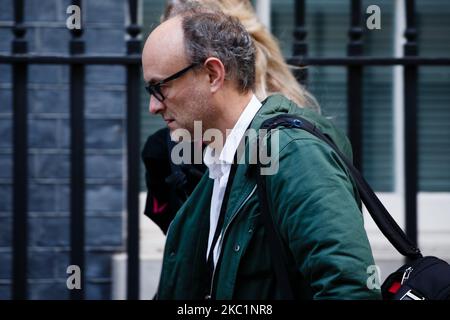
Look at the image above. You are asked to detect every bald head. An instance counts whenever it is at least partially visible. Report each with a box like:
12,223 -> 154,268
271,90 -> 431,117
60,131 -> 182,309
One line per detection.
140,9 -> 256,137
142,16 -> 188,83
143,9 -> 256,93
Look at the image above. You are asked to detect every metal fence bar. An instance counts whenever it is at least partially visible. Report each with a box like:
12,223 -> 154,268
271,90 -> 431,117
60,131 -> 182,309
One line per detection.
1,55 -> 450,66
11,0 -> 28,300
404,0 -> 419,249
288,57 -> 450,66
126,0 -> 141,300
0,55 -> 142,64
69,0 -> 85,300
293,0 -> 308,85
347,0 -> 364,171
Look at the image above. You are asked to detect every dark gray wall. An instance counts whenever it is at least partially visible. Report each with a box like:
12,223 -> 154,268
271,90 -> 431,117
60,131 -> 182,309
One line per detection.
0,0 -> 128,299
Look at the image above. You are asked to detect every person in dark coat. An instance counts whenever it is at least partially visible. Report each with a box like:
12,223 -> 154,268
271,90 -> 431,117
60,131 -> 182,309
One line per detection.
142,127 -> 206,234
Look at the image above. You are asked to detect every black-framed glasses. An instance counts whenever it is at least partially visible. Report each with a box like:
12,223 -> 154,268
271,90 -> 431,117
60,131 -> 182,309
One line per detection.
145,63 -> 198,102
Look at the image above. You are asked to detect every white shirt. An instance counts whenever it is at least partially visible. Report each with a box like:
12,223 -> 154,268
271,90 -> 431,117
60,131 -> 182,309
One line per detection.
203,95 -> 262,267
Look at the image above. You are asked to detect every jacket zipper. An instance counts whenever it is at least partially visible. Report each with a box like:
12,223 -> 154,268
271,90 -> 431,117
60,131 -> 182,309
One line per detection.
207,184 -> 258,298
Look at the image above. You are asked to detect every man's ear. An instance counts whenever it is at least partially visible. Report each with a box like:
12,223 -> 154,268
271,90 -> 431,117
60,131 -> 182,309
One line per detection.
203,57 -> 225,93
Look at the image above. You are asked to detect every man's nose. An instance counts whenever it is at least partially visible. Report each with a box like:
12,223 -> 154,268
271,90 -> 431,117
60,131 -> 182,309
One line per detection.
149,97 -> 164,114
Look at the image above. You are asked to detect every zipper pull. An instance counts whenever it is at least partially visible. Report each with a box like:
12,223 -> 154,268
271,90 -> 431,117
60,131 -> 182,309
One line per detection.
401,267 -> 413,285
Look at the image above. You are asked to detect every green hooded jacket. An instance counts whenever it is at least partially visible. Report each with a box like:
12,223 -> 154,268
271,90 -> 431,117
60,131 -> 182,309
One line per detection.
156,94 -> 381,300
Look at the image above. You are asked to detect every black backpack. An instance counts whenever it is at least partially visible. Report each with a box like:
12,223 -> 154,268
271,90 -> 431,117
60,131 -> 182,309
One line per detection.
255,114 -> 450,300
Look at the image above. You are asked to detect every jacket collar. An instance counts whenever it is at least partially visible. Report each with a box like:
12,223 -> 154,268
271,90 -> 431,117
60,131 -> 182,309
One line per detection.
203,94 -> 262,179
221,95 -> 295,225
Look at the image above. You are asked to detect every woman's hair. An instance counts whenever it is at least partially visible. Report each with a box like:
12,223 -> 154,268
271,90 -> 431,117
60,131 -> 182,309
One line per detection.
162,0 -> 320,113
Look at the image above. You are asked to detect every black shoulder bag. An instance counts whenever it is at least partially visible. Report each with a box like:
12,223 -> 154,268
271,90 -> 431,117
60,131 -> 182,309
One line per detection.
255,114 -> 450,300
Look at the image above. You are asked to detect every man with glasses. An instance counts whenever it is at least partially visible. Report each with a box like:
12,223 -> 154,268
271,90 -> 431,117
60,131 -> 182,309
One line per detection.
141,7 -> 380,300
141,62 -> 206,234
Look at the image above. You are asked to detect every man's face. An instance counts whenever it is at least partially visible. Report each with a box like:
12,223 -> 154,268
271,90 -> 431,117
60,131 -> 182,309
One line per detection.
142,17 -> 211,135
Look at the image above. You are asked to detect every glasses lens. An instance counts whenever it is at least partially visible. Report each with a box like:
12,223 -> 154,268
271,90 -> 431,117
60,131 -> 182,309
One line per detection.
146,85 -> 164,102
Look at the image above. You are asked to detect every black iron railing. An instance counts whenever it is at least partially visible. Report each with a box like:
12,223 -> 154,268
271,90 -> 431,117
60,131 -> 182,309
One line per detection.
1,0 -> 142,300
69,0 -> 86,301
289,0 -> 450,250
403,0 -> 419,253
1,0 -> 450,300
11,0 -> 28,301
125,0 -> 142,301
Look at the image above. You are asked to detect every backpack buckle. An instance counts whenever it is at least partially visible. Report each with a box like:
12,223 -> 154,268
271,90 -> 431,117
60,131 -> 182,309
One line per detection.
400,289 -> 425,300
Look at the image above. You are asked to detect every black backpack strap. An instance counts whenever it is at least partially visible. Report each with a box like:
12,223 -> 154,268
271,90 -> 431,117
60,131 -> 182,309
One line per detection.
257,114 -> 422,260
255,154 -> 296,299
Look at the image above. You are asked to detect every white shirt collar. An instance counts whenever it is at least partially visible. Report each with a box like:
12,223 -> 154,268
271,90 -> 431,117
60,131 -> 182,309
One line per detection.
204,94 -> 262,179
